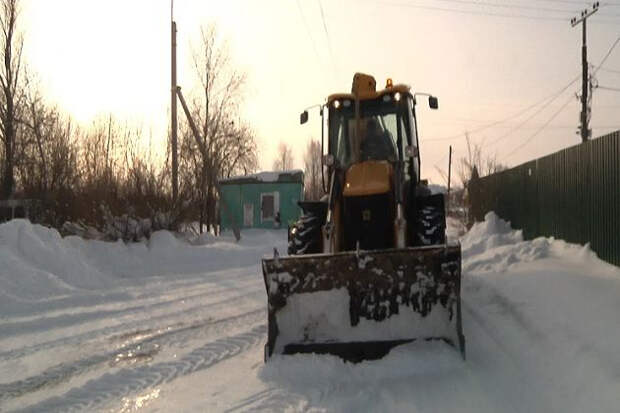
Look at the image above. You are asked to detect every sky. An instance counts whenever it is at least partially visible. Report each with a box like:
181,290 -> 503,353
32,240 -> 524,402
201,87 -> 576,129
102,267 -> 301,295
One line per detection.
19,0 -> 620,185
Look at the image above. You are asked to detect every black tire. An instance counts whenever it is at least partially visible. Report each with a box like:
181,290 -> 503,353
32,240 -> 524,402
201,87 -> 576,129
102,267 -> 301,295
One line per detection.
288,202 -> 327,255
414,195 -> 447,246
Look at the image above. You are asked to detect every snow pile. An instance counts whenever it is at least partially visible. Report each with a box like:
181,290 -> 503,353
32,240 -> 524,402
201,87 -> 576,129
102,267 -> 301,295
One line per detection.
0,220 -> 111,302
460,212 -> 549,273
446,216 -> 466,241
461,212 -> 523,258
460,212 -> 612,275
219,169 -> 303,183
0,219 -> 284,316
61,208 -> 181,242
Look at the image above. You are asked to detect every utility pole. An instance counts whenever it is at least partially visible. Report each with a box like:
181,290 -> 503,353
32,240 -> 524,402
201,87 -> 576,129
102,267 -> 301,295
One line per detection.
571,2 -> 599,143
171,1 -> 179,202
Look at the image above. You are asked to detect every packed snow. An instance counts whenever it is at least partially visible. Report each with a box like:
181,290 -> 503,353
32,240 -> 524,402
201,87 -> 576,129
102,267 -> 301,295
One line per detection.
1,213 -> 620,412
218,169 -> 303,183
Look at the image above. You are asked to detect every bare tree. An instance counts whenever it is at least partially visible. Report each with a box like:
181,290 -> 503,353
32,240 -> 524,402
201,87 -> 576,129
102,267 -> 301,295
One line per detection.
303,139 -> 324,200
178,25 -> 257,232
0,0 -> 24,199
19,89 -> 78,197
457,133 -> 507,187
273,142 -> 294,171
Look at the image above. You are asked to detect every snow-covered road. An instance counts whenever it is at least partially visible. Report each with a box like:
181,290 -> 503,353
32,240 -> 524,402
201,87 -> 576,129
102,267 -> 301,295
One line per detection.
1,215 -> 619,412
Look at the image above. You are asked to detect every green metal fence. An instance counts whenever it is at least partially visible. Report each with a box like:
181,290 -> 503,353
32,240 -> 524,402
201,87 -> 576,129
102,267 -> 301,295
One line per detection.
469,130 -> 620,267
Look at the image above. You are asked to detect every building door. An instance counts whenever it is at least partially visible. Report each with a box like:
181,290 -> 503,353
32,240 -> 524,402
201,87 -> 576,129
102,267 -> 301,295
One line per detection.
261,192 -> 279,223
261,194 -> 274,221
243,203 -> 254,227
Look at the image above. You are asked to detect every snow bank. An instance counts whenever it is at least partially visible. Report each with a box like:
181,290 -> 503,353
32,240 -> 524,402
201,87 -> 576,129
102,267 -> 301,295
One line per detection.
219,169 -> 303,183
461,212 -> 618,275
460,212 -> 620,413
0,219 -> 285,316
461,212 -> 551,273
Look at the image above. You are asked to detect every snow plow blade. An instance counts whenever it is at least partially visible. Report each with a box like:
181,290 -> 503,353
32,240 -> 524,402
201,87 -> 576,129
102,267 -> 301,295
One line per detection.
262,244 -> 464,362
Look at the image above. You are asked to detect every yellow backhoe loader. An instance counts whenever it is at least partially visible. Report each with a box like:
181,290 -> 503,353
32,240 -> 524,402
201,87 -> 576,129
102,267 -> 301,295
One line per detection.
262,73 -> 464,362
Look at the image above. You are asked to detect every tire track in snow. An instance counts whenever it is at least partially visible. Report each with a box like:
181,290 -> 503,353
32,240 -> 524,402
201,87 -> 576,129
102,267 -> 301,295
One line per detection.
464,276 -> 545,343
0,287 -> 265,362
0,308 -> 265,403
0,262 -> 261,330
13,325 -> 267,413
0,271 -> 262,338
461,298 -> 551,412
224,388 -> 317,413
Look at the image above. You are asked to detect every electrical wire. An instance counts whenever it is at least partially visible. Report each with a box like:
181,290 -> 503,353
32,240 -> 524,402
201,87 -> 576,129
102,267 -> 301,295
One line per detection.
432,0 -> 578,14
424,37 -> 618,145
598,85 -> 620,91
501,93 -> 575,160
296,0 -> 327,86
375,0 -> 568,20
485,76 -> 580,147
542,0 -> 620,5
423,74 -> 580,142
372,0 -> 620,24
599,66 -> 620,74
317,0 -> 339,84
593,36 -> 620,75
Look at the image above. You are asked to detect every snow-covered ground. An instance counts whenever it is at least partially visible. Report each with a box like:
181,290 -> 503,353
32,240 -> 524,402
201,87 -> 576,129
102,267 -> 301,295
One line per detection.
1,214 -> 619,412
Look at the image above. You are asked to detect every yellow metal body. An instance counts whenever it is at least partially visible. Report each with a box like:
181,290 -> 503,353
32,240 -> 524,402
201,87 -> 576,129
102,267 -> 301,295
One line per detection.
328,72 -> 411,104
343,161 -> 393,197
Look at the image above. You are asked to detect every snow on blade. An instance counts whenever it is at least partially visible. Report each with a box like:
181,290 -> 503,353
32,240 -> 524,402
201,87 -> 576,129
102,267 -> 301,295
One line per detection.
276,288 -> 456,351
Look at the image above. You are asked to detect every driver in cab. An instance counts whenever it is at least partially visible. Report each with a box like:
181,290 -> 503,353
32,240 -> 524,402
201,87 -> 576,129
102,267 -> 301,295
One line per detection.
361,118 -> 397,161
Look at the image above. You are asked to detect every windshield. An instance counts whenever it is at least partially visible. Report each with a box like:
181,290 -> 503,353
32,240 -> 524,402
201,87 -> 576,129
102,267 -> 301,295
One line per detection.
328,96 -> 409,167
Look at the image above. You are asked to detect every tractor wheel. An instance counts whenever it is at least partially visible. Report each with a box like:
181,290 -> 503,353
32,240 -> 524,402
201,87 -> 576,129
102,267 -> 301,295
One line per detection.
415,204 -> 446,246
288,209 -> 324,255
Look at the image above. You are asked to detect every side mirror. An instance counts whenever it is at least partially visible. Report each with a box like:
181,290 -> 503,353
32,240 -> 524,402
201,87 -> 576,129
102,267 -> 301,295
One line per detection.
300,111 -> 309,125
429,96 -> 439,110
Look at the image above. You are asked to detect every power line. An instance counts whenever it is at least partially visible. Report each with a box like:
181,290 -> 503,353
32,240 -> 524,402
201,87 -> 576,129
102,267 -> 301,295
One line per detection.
599,66 -> 620,74
502,94 -> 575,161
598,85 -> 620,91
593,36 -> 620,75
432,0 -> 579,14
423,74 -> 580,142
296,0 -> 327,86
542,0 -> 620,5
430,121 -> 620,129
317,0 -> 339,84
375,0 -> 568,21
486,77 -> 579,147
373,0 -> 620,24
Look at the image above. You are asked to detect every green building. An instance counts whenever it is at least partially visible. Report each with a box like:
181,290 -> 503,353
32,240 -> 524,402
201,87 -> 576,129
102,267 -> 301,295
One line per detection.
218,170 -> 304,230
